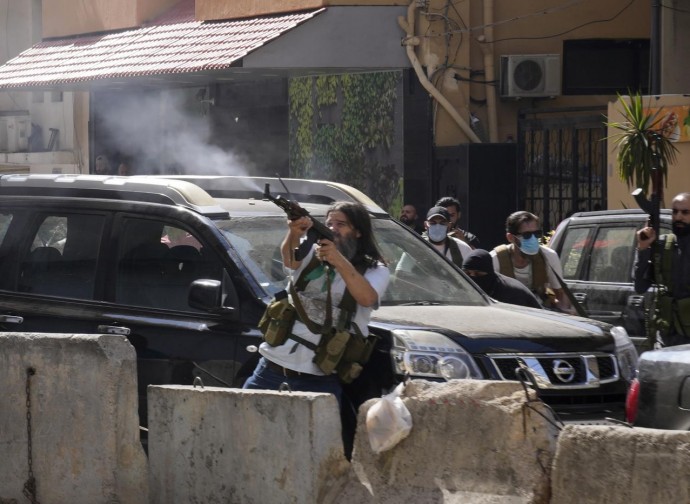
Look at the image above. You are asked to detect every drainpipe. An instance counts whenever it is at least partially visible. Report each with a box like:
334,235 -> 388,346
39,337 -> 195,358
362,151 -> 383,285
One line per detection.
398,2 -> 481,143
477,0 -> 498,142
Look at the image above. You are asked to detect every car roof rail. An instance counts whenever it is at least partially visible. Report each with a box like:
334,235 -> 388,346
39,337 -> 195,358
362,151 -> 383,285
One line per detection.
0,174 -> 229,218
142,175 -> 389,215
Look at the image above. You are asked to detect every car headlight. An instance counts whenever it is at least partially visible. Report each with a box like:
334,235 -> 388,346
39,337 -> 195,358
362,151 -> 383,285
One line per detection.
611,325 -> 638,382
391,329 -> 483,380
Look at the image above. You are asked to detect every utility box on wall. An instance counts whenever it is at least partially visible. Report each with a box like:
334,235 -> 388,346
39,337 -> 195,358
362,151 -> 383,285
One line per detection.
0,111 -> 30,153
434,144 -> 518,251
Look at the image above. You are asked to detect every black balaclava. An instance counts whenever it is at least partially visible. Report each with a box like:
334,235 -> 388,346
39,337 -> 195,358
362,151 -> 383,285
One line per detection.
462,249 -> 498,293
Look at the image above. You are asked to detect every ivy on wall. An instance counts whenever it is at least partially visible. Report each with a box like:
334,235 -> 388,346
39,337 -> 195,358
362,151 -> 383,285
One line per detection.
288,71 -> 402,213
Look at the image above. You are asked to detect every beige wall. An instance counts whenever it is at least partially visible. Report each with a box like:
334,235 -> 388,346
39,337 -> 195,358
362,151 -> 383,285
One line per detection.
43,0 -> 178,38
607,95 -> 690,210
196,0 -> 407,21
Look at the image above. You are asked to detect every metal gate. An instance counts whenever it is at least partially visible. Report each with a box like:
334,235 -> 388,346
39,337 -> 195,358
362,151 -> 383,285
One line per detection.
517,107 -> 607,232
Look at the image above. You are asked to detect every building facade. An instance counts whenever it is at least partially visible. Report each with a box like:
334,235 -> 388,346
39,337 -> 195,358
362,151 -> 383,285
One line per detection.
0,0 -> 688,246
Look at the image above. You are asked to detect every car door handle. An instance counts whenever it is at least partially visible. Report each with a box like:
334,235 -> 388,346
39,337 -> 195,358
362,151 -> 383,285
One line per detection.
573,293 -> 587,303
97,325 -> 131,336
627,295 -> 645,307
0,314 -> 23,324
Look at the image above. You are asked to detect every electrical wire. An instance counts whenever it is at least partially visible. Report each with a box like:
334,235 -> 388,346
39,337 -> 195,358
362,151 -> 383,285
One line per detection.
487,0 -> 636,44
660,1 -> 690,14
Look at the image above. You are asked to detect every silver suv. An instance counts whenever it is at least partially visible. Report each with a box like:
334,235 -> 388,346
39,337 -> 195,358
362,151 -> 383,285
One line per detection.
0,174 -> 638,425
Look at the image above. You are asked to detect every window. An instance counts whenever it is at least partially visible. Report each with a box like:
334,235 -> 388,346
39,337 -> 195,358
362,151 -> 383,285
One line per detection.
18,213 -> 104,299
559,227 -> 592,280
587,227 -> 637,283
563,39 -> 650,95
115,218 -> 222,311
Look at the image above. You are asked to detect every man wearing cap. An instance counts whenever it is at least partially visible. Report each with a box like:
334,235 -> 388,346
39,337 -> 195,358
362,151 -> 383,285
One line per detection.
423,206 -> 472,268
462,249 -> 541,309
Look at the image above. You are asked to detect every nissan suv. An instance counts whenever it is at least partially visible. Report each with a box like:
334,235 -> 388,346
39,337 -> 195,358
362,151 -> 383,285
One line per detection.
0,174 -> 638,426
549,209 -> 672,351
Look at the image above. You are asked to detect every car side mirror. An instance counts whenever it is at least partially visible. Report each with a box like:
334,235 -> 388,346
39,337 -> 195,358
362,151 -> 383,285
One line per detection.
189,279 -> 236,316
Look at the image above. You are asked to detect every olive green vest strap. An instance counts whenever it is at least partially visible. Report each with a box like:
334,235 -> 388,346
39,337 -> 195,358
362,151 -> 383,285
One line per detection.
294,255 -> 322,291
531,249 -> 548,297
495,244 -> 514,277
445,239 -> 464,268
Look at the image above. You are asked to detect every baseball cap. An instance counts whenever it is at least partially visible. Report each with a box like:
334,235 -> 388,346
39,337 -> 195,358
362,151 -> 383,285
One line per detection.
426,206 -> 450,221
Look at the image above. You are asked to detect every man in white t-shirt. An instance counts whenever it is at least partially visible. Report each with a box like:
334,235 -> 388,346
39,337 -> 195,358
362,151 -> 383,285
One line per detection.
490,210 -> 574,314
422,206 -> 472,267
244,201 -> 390,405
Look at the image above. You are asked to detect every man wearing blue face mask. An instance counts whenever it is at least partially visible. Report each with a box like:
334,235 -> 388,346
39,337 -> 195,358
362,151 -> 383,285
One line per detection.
422,206 -> 472,268
491,211 -> 574,314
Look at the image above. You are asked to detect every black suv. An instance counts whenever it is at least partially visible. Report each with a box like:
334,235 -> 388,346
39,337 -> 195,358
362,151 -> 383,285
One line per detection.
0,174 -> 638,425
549,209 -> 672,351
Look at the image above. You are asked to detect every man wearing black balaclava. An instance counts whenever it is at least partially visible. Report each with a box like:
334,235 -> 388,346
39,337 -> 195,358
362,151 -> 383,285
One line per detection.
462,249 -> 541,309
635,192 -> 690,348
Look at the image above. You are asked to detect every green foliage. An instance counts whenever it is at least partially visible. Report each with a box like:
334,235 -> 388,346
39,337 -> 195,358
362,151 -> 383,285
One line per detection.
607,91 -> 679,194
288,71 -> 402,212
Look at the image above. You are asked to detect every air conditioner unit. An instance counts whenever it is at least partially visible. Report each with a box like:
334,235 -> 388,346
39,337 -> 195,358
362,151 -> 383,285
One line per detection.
500,54 -> 561,98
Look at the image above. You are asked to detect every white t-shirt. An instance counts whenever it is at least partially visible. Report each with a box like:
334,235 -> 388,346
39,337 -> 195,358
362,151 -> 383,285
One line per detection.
260,247 -> 390,375
490,245 -> 564,291
430,236 -> 473,262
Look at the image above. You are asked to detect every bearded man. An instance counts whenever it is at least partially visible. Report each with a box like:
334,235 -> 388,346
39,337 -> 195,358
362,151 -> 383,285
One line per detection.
635,192 -> 690,347
244,201 -> 390,403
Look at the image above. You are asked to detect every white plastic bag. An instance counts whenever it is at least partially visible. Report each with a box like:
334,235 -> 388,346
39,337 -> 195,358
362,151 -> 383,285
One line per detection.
366,382 -> 413,453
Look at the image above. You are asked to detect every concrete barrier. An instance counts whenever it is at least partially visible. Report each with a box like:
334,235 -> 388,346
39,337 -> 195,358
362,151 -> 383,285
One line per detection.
0,332 -> 148,504
147,385 -> 350,504
335,380 -> 559,504
551,425 -> 690,504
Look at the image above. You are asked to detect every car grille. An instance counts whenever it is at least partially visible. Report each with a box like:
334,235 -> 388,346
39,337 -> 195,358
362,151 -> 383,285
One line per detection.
487,353 -> 619,389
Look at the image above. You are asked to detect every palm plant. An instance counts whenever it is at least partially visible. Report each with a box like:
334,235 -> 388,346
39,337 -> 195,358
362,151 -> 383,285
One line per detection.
607,91 -> 679,196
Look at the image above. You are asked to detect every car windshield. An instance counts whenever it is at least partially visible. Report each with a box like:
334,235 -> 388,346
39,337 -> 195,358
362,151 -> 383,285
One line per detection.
216,215 -> 486,306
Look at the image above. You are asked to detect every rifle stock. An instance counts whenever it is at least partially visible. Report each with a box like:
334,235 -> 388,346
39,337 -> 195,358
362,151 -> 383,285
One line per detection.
263,184 -> 334,260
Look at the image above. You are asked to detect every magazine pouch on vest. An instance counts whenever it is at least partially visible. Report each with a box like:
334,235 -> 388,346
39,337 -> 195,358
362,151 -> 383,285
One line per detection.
259,290 -> 296,346
313,328 -> 351,375
336,323 -> 379,383
260,256 -> 321,346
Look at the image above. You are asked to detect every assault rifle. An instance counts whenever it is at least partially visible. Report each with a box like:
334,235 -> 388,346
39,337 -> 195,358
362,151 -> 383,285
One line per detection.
632,133 -> 664,242
263,183 -> 334,260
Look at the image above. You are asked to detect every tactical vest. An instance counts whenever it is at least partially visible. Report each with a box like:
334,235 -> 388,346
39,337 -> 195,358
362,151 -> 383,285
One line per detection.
494,244 -> 548,299
259,255 -> 378,383
444,238 -> 464,268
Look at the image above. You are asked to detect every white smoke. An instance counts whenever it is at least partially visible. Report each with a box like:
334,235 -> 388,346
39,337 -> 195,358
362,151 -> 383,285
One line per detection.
98,87 -> 255,176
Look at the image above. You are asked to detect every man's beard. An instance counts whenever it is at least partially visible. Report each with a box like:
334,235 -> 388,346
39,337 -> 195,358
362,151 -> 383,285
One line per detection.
336,235 -> 358,261
673,221 -> 690,237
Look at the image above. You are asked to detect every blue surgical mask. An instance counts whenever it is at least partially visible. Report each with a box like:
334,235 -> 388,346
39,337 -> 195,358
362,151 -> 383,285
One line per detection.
428,224 -> 448,243
518,235 -> 540,255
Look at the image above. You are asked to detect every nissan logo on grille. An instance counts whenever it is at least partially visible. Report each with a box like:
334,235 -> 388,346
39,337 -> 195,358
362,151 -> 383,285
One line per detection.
552,359 -> 576,383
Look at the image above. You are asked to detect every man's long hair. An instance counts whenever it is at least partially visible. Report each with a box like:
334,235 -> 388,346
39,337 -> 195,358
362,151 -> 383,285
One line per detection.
327,201 -> 386,268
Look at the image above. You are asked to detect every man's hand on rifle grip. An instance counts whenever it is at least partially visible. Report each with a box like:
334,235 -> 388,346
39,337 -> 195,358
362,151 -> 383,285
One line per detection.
637,225 -> 656,251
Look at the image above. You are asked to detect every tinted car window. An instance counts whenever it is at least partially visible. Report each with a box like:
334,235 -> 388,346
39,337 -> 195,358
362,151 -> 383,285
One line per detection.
115,217 -> 223,311
588,227 -> 636,283
18,213 -> 104,299
560,226 -> 591,280
0,212 -> 11,244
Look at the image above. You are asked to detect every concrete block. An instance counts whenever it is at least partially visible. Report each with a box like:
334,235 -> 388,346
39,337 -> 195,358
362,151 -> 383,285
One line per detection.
0,332 -> 148,504
551,425 -> 690,504
148,385 -> 350,504
338,380 -> 558,504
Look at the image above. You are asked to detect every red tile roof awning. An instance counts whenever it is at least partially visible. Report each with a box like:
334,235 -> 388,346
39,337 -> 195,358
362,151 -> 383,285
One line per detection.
0,5 -> 324,89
